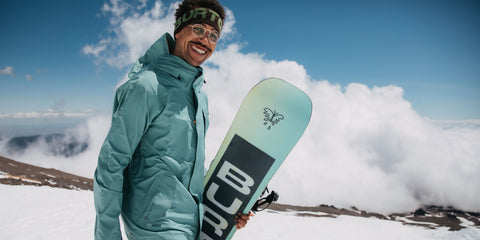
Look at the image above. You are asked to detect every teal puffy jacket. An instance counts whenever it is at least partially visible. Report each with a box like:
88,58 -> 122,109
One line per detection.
94,33 -> 209,240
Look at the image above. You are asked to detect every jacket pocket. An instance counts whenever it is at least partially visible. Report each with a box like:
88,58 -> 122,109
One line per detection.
140,170 -> 176,229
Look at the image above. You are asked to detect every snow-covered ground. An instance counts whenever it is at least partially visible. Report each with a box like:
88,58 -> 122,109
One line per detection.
0,185 -> 94,239
1,184 -> 479,240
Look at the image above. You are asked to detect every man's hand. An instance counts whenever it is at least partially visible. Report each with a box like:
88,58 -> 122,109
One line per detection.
234,212 -> 255,230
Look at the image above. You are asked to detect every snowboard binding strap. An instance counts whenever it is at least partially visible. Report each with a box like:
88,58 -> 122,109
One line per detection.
251,187 -> 279,212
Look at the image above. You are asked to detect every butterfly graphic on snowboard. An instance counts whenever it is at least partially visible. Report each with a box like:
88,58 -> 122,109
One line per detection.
263,108 -> 284,130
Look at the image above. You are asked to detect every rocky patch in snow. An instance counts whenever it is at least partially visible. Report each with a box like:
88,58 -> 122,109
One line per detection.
0,156 -> 92,190
268,203 -> 480,231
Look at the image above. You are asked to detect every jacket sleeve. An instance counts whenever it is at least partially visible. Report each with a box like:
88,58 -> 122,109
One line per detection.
94,76 -> 156,239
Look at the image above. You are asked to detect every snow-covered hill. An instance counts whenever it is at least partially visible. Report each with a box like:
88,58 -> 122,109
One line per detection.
1,185 -> 479,240
1,156 -> 479,239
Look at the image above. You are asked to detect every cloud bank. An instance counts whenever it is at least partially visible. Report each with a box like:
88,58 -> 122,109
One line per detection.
0,109 -> 96,120
203,44 -> 480,213
3,0 -> 479,214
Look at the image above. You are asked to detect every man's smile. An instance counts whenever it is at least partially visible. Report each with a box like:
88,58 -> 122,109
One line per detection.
190,41 -> 211,55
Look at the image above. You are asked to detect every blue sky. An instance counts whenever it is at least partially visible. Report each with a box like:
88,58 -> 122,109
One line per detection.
227,0 -> 480,120
0,0 -> 479,133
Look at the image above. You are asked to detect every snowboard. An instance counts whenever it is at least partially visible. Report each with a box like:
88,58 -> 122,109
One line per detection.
200,78 -> 312,240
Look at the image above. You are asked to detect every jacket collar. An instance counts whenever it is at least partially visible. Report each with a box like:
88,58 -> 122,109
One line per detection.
128,33 -> 205,88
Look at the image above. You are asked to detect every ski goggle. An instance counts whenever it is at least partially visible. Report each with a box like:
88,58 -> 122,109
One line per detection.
190,24 -> 220,44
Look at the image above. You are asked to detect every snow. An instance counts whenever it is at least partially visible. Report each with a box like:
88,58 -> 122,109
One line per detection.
1,185 -> 479,240
0,185 -> 94,239
237,211 -> 480,240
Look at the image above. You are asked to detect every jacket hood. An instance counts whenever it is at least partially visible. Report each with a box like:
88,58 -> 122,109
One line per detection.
128,33 -> 203,81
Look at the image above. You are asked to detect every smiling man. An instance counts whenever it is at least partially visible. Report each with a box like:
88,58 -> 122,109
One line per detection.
93,1 -> 251,239
173,7 -> 223,66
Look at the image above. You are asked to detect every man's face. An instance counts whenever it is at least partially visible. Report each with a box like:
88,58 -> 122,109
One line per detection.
174,24 -> 218,67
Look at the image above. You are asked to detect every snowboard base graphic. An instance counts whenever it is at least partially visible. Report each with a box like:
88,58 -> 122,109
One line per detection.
200,78 -> 312,240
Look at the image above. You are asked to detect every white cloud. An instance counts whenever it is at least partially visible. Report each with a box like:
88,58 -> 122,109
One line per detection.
25,74 -> 33,81
83,0 -> 177,69
82,41 -> 108,58
83,0 -> 237,70
0,109 -> 96,120
0,66 -> 15,76
22,0 -> 480,214
217,8 -> 236,41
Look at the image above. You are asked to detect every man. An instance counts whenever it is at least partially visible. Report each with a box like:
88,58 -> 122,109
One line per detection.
94,0 -> 252,239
